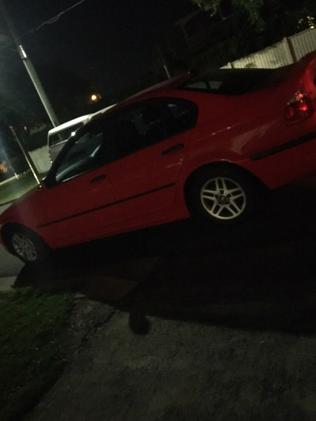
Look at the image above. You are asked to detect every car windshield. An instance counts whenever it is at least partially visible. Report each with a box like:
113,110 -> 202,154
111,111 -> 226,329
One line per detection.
54,128 -> 104,182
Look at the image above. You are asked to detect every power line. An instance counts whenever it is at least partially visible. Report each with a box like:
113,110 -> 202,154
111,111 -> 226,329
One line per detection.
27,0 -> 87,35
0,0 -> 88,50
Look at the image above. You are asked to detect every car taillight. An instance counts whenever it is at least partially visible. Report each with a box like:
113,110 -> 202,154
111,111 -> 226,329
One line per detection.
285,90 -> 314,123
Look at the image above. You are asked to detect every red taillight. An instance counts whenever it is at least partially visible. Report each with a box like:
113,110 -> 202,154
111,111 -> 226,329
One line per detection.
285,90 -> 314,123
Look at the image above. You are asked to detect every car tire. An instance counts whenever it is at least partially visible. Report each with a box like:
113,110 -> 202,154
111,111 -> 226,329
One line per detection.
4,226 -> 52,264
186,166 -> 261,225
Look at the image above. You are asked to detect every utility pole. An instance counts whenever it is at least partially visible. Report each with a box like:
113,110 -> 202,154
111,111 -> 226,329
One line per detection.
9,126 -> 41,186
158,47 -> 172,80
0,0 -> 59,127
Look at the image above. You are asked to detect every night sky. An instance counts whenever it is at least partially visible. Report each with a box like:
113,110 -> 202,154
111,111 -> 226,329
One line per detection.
5,0 -> 195,104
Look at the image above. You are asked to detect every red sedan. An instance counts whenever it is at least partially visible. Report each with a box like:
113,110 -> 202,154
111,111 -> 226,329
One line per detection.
1,52 -> 316,263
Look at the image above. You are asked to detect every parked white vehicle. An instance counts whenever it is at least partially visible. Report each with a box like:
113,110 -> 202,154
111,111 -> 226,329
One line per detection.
47,114 -> 92,162
47,105 -> 116,162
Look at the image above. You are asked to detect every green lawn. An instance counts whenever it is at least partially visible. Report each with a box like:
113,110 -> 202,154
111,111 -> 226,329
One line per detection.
0,289 -> 73,421
0,172 -> 38,205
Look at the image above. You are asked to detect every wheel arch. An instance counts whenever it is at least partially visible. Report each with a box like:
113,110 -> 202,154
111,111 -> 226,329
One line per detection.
183,161 -> 268,206
1,223 -> 45,253
2,223 -> 25,252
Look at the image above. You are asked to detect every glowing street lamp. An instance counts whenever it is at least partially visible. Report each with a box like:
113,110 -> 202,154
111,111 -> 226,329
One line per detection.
89,93 -> 102,104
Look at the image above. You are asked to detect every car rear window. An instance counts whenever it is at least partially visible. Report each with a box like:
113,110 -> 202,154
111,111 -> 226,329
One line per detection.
181,66 -> 293,95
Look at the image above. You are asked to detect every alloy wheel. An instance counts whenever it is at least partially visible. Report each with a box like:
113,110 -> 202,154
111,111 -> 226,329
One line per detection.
200,176 -> 247,221
11,233 -> 38,262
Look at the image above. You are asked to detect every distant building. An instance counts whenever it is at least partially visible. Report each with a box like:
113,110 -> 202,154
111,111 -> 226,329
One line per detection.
0,123 -> 28,181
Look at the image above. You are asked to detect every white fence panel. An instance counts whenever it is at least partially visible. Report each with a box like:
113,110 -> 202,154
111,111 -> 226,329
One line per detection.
290,28 -> 316,60
233,40 -> 292,69
222,28 -> 316,69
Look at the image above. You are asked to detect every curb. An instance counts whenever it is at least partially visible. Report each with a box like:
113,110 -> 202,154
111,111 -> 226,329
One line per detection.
0,276 -> 16,292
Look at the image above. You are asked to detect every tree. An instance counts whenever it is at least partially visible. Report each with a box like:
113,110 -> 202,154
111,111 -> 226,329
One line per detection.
191,0 -> 263,25
188,0 -> 316,67
191,0 -> 316,34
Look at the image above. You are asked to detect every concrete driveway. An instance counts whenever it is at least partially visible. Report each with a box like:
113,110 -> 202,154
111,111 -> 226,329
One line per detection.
22,179 -> 316,421
0,176 -> 314,420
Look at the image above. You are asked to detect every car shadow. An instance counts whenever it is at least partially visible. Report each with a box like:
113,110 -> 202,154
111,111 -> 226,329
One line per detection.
14,179 -> 316,336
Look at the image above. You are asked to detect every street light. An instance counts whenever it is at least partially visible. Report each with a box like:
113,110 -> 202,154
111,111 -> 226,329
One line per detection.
0,0 -> 58,188
0,0 -> 59,127
89,92 -> 102,104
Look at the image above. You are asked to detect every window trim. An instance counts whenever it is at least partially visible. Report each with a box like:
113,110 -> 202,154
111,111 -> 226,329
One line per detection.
45,96 -> 199,187
109,96 -> 199,153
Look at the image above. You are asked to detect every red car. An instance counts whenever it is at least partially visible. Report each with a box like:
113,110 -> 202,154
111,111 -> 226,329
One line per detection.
1,52 -> 316,263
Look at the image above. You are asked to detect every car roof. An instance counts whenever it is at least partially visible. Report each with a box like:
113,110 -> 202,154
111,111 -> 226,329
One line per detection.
118,73 -> 191,106
91,104 -> 117,116
49,75 -> 190,138
48,104 -> 117,136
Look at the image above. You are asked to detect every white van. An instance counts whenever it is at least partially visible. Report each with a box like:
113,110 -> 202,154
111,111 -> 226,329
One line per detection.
47,114 -> 92,162
47,105 -> 116,162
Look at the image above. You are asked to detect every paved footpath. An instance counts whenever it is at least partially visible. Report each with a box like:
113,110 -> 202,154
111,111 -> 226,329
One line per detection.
0,202 -> 23,289
0,246 -> 23,278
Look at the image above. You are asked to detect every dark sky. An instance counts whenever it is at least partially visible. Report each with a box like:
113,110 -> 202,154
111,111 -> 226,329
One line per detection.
6,0 -> 195,103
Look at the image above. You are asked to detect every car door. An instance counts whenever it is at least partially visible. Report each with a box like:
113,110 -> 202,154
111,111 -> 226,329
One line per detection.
104,97 -> 198,230
36,118 -> 126,247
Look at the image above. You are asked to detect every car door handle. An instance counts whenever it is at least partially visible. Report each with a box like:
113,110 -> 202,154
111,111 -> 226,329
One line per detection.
160,144 -> 184,156
90,174 -> 107,184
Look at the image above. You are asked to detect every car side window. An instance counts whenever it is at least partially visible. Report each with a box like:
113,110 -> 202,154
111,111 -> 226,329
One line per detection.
112,114 -> 145,159
107,98 -> 198,161
138,99 -> 197,146
161,100 -> 198,137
